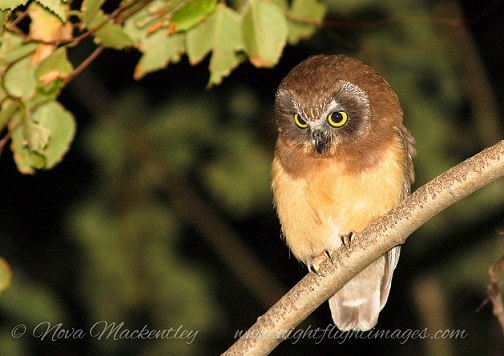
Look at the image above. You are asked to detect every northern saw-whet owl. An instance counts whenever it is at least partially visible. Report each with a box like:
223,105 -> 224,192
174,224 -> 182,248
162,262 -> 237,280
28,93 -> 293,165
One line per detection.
271,54 -> 415,331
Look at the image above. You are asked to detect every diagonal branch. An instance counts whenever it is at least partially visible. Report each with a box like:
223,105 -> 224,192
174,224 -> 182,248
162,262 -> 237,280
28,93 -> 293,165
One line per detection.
223,139 -> 504,355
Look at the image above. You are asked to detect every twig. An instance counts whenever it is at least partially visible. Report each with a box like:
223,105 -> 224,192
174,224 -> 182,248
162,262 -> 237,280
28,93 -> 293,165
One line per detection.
485,255 -> 504,334
10,9 -> 28,28
116,0 -> 155,25
5,0 -> 144,46
0,132 -> 12,158
63,45 -> 104,87
224,139 -> 504,354
68,0 -> 141,45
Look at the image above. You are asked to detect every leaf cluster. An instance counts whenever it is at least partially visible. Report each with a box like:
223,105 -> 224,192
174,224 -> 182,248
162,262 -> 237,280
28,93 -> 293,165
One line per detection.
0,0 -> 326,174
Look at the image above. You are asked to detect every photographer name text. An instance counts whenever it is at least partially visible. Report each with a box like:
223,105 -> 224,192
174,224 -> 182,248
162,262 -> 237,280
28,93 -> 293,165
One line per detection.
11,321 -> 198,344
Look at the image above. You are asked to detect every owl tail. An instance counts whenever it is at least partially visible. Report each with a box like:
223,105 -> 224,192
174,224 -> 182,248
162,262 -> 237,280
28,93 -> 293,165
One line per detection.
328,246 -> 400,331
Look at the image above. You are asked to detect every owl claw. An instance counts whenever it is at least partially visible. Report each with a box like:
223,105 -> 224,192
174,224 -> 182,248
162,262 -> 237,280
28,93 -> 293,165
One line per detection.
341,231 -> 355,248
309,250 -> 333,275
324,249 -> 333,262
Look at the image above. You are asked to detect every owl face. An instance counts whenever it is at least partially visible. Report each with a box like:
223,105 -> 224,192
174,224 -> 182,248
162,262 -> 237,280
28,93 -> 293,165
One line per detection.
275,81 -> 371,155
275,55 -> 402,158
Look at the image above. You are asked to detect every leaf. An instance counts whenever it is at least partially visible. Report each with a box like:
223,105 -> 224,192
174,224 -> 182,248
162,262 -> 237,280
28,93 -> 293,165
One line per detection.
0,32 -> 38,65
4,56 -> 37,99
0,257 -> 12,294
88,9 -> 134,49
33,101 -> 76,169
132,32 -> 185,79
0,10 -> 7,35
130,0 -> 186,32
25,118 -> 51,152
124,4 -> 186,79
81,0 -> 104,26
186,3 -> 243,86
35,0 -> 67,21
0,0 -> 28,10
28,2 -> 72,64
10,112 -> 36,174
242,0 -> 287,67
287,0 -> 326,44
169,0 -> 216,33
9,102 -> 76,173
29,2 -> 69,41
0,98 -> 18,130
35,46 -> 73,86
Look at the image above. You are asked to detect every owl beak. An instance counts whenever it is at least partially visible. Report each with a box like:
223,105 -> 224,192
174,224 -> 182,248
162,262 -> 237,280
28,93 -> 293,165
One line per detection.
311,130 -> 328,154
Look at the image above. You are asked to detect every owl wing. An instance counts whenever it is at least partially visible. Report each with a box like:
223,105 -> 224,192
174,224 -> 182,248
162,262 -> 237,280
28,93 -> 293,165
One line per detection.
380,246 -> 400,307
380,124 -> 415,307
397,124 -> 416,194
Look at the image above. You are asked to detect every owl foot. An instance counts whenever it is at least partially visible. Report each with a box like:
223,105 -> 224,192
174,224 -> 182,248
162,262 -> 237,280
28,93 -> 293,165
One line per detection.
341,231 -> 355,249
309,250 -> 332,276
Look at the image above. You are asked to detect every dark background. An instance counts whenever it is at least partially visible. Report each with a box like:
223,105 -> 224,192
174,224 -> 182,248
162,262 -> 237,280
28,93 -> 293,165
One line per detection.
0,0 -> 503,354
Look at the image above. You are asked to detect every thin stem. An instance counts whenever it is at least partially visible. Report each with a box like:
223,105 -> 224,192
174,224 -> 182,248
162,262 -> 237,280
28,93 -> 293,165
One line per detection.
487,255 -> 504,334
63,45 -> 104,87
0,132 -> 12,158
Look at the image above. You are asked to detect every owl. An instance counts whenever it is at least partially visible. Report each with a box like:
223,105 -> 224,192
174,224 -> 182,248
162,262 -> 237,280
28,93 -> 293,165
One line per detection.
271,54 -> 415,331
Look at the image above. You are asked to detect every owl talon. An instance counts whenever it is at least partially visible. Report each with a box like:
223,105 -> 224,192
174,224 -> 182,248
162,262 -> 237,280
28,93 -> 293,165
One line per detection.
324,249 -> 333,262
341,231 -> 355,248
309,250 -> 333,275
310,264 -> 323,276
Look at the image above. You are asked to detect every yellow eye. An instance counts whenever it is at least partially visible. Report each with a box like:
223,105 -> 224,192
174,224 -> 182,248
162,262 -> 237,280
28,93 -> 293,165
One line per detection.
294,113 -> 308,129
327,111 -> 348,128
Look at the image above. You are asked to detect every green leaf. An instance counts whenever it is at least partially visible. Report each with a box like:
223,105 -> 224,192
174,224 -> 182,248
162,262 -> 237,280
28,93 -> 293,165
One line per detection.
242,0 -> 287,67
0,32 -> 38,66
33,101 -> 76,169
186,3 -> 243,86
81,0 -> 104,26
4,56 -> 37,99
0,257 -> 12,294
0,98 -> 18,130
271,0 -> 288,10
0,0 -> 28,10
124,0 -> 186,30
10,112 -> 36,174
132,32 -> 185,79
88,9 -> 134,49
35,0 -> 67,21
0,10 -> 8,35
25,118 -> 51,152
29,150 -> 46,168
35,46 -> 73,87
9,102 -> 76,173
124,6 -> 186,79
170,0 -> 216,33
287,0 -> 326,44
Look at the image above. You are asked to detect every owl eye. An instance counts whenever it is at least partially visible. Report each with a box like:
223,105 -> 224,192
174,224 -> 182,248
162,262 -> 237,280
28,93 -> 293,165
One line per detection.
294,113 -> 308,129
327,111 -> 348,128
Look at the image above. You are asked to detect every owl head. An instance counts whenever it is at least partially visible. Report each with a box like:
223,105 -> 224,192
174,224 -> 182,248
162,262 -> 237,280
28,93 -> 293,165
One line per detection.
275,55 -> 403,158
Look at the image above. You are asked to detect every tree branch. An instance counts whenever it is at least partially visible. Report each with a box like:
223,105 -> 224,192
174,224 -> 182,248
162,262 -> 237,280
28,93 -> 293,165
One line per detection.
223,139 -> 504,355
